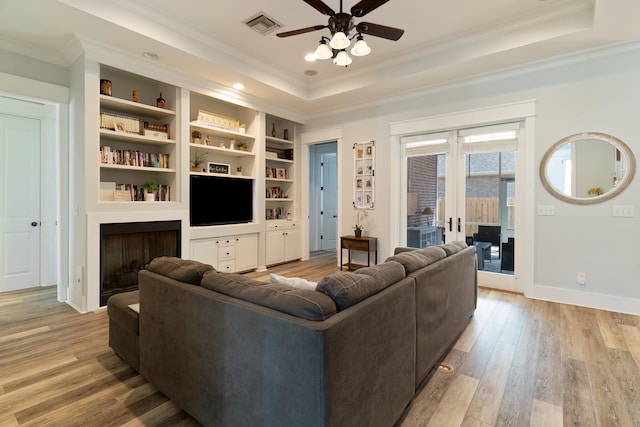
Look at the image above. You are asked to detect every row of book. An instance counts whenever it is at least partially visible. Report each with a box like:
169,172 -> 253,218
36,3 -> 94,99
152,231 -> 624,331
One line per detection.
100,182 -> 171,202
100,146 -> 170,168
100,112 -> 170,134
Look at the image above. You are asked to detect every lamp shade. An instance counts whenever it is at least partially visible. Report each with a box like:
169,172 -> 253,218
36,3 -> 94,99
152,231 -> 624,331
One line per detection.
350,36 -> 371,56
333,50 -> 352,66
329,31 -> 350,50
422,207 -> 434,215
315,41 -> 333,60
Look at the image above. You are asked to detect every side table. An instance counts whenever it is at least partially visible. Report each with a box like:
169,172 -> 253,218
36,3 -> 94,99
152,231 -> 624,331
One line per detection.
340,235 -> 377,271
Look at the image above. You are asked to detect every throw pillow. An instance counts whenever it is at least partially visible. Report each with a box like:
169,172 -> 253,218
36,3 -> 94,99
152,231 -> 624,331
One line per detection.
270,273 -> 317,291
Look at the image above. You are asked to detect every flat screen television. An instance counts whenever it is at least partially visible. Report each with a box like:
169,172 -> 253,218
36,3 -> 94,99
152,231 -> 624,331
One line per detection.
190,175 -> 253,226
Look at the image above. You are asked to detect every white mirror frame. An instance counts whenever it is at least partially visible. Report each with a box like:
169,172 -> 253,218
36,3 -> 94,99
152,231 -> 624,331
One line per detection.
540,132 -> 636,205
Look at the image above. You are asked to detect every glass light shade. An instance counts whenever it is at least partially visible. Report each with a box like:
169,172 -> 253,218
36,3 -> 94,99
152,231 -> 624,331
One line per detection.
350,38 -> 371,56
333,50 -> 352,66
329,31 -> 350,50
315,41 -> 333,60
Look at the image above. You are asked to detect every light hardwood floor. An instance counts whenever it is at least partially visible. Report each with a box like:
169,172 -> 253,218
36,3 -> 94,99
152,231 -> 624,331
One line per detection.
1,255 -> 639,426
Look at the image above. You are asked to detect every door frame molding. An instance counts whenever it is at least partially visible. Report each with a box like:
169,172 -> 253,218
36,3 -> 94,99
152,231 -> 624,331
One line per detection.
390,100 -> 536,294
300,128 -> 343,264
0,72 -> 69,302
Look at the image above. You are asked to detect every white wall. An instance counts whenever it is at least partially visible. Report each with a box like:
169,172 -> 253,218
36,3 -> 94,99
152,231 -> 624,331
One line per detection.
303,43 -> 640,315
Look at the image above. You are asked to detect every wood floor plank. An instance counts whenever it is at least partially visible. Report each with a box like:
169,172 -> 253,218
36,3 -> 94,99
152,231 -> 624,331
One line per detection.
426,374 -> 479,427
532,313 -> 563,406
562,357 -> 597,426
494,365 -> 535,427
596,309 -> 628,350
530,398 -> 563,427
620,324 -> 640,369
466,341 -> 516,425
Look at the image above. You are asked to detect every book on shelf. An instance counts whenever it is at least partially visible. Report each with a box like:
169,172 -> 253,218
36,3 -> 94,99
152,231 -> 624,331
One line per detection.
99,182 -> 171,202
100,146 -> 170,168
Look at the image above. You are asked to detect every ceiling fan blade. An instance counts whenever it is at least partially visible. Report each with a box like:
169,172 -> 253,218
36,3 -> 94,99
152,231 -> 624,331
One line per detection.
356,22 -> 404,41
276,25 -> 327,38
350,0 -> 391,17
303,0 -> 335,16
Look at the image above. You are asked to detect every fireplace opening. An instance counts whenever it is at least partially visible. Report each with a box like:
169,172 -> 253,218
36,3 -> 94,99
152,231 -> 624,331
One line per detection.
100,220 -> 181,306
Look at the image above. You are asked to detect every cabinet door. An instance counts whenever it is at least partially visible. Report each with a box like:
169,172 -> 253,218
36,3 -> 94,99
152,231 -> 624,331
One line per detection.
265,230 -> 285,265
284,227 -> 302,262
190,238 -> 218,266
235,234 -> 258,272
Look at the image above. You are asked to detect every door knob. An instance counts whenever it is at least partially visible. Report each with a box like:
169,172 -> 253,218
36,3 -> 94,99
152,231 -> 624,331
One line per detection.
31,221 -> 38,227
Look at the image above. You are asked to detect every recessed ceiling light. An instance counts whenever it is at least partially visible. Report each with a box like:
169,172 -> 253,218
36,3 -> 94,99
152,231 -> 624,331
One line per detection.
232,83 -> 245,90
142,52 -> 159,60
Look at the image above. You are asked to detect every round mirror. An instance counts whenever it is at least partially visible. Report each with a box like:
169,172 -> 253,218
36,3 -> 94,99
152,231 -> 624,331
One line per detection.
540,132 -> 636,204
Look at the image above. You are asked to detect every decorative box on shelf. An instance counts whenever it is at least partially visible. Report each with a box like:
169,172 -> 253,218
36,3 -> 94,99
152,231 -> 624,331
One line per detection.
196,110 -> 239,132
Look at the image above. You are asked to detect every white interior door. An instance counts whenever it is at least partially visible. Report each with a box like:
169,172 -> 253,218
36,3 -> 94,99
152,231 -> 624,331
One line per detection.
0,113 -> 41,292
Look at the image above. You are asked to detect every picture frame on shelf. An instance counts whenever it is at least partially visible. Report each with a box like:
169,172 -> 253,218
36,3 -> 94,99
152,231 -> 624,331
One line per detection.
208,162 -> 230,174
275,167 -> 286,179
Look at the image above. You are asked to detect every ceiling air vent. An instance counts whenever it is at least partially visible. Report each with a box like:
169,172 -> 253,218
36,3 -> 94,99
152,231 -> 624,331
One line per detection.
244,12 -> 282,35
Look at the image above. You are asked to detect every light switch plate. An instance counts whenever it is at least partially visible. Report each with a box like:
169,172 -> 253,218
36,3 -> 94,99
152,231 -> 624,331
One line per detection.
537,205 -> 555,216
612,205 -> 635,217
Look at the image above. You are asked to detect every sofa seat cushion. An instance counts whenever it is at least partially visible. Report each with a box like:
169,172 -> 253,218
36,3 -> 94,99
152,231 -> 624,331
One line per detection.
316,261 -> 405,310
385,246 -> 447,274
201,271 -> 337,321
147,256 -> 214,285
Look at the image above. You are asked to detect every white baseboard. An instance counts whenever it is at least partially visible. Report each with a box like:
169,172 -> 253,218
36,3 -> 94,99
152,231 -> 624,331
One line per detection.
526,284 -> 640,316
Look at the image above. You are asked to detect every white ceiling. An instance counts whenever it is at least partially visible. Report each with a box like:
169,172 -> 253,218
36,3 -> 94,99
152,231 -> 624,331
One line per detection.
1,0 -> 640,118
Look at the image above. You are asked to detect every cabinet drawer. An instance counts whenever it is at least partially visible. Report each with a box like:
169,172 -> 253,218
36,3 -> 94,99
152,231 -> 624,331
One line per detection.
217,237 -> 236,247
218,245 -> 236,261
342,239 -> 371,251
217,261 -> 235,272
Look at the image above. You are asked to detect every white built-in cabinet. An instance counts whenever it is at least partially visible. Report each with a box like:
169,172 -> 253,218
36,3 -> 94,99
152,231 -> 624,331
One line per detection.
265,221 -> 302,266
92,63 -> 304,279
190,234 -> 259,273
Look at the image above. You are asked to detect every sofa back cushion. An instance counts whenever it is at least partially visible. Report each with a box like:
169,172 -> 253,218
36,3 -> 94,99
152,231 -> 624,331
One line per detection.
201,271 -> 337,321
441,241 -> 468,256
316,261 -> 405,310
385,246 -> 447,274
147,256 -> 214,285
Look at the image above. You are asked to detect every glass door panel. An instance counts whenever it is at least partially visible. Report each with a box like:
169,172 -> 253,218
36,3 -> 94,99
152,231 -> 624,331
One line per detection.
464,150 -> 515,275
406,153 -> 446,248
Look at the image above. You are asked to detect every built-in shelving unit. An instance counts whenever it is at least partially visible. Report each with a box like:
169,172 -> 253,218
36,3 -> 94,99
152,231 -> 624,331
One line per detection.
188,92 -> 257,181
98,67 -> 179,203
265,116 -> 296,221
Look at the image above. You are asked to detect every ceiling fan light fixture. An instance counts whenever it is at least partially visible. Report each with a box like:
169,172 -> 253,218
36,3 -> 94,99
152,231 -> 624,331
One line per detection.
315,40 -> 333,60
333,50 -> 352,67
329,31 -> 350,49
350,36 -> 371,56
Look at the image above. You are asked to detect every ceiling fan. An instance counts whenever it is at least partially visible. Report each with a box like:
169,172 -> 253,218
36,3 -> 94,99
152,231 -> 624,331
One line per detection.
276,0 -> 404,66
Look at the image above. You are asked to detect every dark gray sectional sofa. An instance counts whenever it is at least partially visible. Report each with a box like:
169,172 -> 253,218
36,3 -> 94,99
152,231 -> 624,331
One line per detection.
108,241 -> 477,427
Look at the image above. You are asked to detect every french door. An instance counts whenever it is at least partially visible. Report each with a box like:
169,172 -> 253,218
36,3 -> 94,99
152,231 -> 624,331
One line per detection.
403,122 -> 521,288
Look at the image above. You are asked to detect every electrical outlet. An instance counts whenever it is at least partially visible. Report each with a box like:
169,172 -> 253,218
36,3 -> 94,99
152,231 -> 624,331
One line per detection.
577,272 -> 586,285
